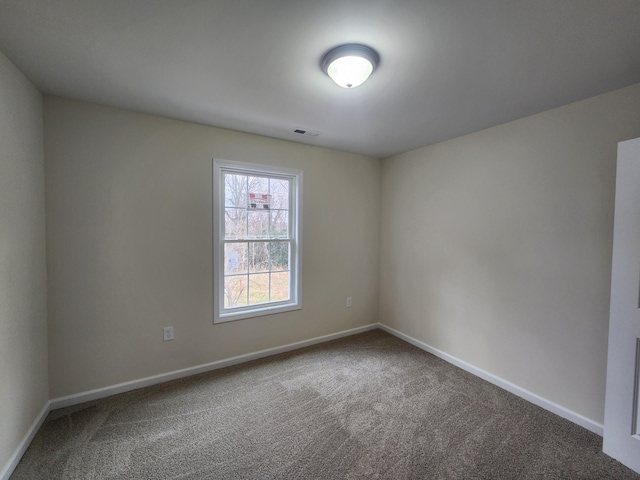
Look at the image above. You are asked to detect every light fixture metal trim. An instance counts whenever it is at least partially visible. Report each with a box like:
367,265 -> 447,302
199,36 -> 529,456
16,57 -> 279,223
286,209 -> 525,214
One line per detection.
321,44 -> 380,88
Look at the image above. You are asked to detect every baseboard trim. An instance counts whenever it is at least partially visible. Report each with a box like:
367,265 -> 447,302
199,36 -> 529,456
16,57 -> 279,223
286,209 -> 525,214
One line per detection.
378,323 -> 604,436
10,321 -> 602,480
50,323 -> 379,410
0,400 -> 51,480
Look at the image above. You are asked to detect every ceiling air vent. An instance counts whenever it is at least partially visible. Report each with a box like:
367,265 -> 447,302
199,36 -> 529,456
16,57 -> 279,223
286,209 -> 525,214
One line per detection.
293,128 -> 320,137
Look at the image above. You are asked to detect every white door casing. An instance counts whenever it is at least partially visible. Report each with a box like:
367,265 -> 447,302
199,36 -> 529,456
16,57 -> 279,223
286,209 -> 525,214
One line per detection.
603,137 -> 640,474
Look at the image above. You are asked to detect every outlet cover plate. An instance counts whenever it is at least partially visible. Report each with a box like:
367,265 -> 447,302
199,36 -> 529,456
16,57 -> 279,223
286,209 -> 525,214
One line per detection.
163,326 -> 174,341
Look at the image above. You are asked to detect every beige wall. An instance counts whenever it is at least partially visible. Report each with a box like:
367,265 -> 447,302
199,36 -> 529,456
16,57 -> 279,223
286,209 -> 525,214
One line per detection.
44,97 -> 381,398
10,57 -> 640,445
0,52 -> 48,469
380,83 -> 640,424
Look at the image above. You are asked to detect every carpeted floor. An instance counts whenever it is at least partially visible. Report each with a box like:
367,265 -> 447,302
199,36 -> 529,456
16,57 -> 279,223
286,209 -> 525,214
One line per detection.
11,330 -> 640,479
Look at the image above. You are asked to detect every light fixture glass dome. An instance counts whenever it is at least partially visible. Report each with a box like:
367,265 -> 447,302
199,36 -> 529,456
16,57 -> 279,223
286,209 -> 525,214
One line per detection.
322,44 -> 379,89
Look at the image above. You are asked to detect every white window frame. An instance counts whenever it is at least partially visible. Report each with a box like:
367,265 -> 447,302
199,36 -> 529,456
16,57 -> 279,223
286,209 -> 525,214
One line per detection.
213,159 -> 302,323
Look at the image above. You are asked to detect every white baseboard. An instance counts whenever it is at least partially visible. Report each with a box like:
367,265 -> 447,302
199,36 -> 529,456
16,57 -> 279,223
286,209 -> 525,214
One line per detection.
378,323 -> 604,436
3,322 -> 603,479
50,323 -> 379,410
6,321 -> 601,480
50,322 -> 604,437
0,400 -> 51,480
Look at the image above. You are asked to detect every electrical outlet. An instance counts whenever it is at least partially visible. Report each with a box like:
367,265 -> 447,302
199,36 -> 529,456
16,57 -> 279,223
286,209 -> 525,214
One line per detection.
163,326 -> 174,341
346,297 -> 352,308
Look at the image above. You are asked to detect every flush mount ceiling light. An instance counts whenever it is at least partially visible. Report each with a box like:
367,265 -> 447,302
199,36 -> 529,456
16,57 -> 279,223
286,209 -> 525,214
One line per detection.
321,44 -> 379,89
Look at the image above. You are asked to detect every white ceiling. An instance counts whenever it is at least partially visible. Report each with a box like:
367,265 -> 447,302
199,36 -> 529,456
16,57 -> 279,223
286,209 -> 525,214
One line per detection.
1,1 -> 639,159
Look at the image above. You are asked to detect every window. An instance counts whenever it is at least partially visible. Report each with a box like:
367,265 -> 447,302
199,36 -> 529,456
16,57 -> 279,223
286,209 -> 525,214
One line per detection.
213,159 -> 302,323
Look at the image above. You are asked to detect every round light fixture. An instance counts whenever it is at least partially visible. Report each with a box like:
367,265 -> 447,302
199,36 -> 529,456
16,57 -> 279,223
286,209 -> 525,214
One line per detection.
321,44 -> 379,89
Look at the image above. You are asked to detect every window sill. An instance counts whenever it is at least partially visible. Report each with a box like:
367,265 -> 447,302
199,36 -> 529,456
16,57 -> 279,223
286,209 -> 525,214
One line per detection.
214,302 -> 302,324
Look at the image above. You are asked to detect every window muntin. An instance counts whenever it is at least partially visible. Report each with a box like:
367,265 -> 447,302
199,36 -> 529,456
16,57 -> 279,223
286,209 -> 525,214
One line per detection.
213,160 -> 301,323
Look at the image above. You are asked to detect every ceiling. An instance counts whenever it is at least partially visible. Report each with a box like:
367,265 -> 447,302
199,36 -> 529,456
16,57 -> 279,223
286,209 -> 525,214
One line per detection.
1,1 -> 640,159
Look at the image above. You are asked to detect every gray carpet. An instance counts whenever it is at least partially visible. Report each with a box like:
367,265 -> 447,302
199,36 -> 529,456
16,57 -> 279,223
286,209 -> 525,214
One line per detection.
11,330 -> 640,479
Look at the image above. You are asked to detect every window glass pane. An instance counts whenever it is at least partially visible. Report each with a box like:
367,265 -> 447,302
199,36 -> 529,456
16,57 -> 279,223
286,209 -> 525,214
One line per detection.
270,210 -> 288,238
269,241 -> 289,271
224,275 -> 248,308
225,243 -> 248,275
270,178 -> 289,210
248,176 -> 269,195
224,174 -> 247,208
249,273 -> 270,305
249,242 -> 269,273
224,208 -> 247,239
247,210 -> 269,238
270,272 -> 289,302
